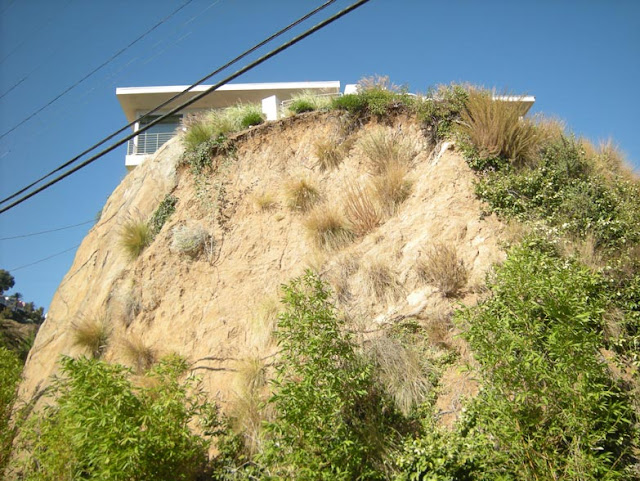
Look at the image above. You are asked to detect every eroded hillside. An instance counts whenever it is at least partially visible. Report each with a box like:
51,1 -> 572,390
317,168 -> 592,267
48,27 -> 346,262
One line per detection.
20,110 -> 505,418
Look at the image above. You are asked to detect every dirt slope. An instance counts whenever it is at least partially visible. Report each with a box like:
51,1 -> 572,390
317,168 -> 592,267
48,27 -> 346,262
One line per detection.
19,111 -> 506,417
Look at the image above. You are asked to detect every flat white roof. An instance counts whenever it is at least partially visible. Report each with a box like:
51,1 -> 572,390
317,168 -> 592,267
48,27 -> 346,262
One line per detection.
116,81 -> 341,123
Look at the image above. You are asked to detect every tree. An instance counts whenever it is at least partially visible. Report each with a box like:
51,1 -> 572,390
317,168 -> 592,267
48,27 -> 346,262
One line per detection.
0,270 -> 14,296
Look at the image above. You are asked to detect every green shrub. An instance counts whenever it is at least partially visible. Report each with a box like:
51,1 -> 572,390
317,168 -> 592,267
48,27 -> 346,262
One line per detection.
149,194 -> 177,236
0,347 -> 21,474
474,136 -> 640,250
15,355 -> 221,481
398,243 -> 638,480
239,111 -> 264,129
414,83 -> 469,145
286,91 -> 333,115
260,272 -> 403,479
119,217 -> 152,259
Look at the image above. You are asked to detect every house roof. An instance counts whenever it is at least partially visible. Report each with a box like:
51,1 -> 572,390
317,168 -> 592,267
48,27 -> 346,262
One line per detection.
116,81 -> 341,123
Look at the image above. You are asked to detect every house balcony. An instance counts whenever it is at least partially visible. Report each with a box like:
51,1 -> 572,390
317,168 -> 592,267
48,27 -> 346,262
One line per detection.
125,131 -> 175,169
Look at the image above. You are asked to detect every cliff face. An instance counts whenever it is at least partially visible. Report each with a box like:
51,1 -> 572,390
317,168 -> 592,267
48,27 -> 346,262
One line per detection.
19,111 -> 506,416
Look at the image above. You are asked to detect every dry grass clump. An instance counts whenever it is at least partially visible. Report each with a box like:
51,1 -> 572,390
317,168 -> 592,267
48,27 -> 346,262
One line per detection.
170,224 -> 209,258
72,314 -> 111,359
423,308 -> 454,348
359,127 -> 417,174
304,206 -> 354,250
230,356 -> 270,454
313,136 -> 355,171
365,335 -> 433,415
371,162 -> 413,215
250,297 -> 280,350
460,89 -> 544,166
344,182 -> 383,236
251,191 -> 277,211
119,217 -> 152,260
364,259 -> 402,302
122,289 -> 141,327
120,334 -> 156,373
284,178 -> 321,212
417,243 -> 468,297
580,138 -> 633,180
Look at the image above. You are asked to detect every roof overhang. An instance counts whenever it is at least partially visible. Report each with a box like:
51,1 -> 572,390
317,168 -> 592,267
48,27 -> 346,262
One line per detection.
116,81 -> 341,123
493,95 -> 536,116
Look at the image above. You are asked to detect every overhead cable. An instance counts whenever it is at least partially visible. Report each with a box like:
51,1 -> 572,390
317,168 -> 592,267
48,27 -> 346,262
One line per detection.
8,244 -> 81,272
0,0 -> 337,206
0,219 -> 93,240
0,0 -> 371,215
0,0 -> 195,141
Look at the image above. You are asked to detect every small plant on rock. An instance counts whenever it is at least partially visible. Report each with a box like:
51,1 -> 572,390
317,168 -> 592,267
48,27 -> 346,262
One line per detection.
119,217 -> 152,259
171,225 -> 209,258
283,178 -> 320,212
72,314 -> 111,359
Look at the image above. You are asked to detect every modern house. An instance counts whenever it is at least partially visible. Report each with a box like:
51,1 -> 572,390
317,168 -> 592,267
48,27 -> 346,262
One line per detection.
116,81 -> 344,169
116,81 -> 535,170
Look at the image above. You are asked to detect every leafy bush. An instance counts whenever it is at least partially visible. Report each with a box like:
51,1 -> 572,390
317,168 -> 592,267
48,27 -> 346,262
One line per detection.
459,89 -> 544,166
119,217 -> 152,259
149,194 -> 177,236
0,346 -> 21,473
71,314 -> 110,359
398,243 -> 638,480
417,243 -> 468,297
283,177 -> 320,212
474,136 -> 640,249
414,83 -> 469,146
304,206 -> 354,250
260,272 -> 403,479
171,224 -> 209,258
15,355 -> 221,481
239,111 -> 264,129
332,76 -> 415,119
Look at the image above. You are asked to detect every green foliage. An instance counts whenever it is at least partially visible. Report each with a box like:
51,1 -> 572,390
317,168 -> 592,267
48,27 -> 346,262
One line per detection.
260,271 -> 403,480
182,133 -> 232,177
414,84 -> 469,145
16,355 -> 221,481
286,91 -> 333,115
149,194 -> 177,237
0,269 -> 15,295
239,111 -> 264,129
398,243 -> 638,480
0,346 -> 21,474
474,136 -> 640,249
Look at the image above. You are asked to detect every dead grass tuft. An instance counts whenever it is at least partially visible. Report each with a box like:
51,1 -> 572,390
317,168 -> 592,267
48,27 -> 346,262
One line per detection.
304,206 -> 354,250
417,243 -> 468,297
120,334 -> 156,373
359,127 -> 418,174
343,182 -> 383,236
72,314 -> 111,358
371,162 -> 413,215
284,177 -> 321,212
250,297 -> 280,350
251,191 -> 277,211
364,334 -> 433,415
230,356 -> 270,455
364,259 -> 402,302
460,89 -> 544,166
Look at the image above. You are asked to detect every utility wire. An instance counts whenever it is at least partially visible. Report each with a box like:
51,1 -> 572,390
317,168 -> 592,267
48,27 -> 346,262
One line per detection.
0,219 -> 93,240
0,0 -> 337,207
0,0 -> 194,141
0,0 -> 371,215
8,244 -> 80,272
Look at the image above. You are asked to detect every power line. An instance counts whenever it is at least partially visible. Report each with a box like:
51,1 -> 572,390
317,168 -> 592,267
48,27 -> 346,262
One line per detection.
7,245 -> 80,272
0,0 -> 337,206
0,0 -> 371,215
0,219 -> 93,241
0,0 -> 195,141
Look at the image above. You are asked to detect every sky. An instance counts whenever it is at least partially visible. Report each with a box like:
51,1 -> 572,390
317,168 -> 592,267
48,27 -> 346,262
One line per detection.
0,0 -> 639,311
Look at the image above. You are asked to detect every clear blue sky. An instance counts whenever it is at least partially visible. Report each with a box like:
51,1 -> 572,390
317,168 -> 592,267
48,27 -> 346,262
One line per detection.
1,0 -> 639,311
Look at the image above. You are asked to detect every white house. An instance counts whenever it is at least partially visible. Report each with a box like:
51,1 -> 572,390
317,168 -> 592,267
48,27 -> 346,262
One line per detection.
116,81 -> 345,169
